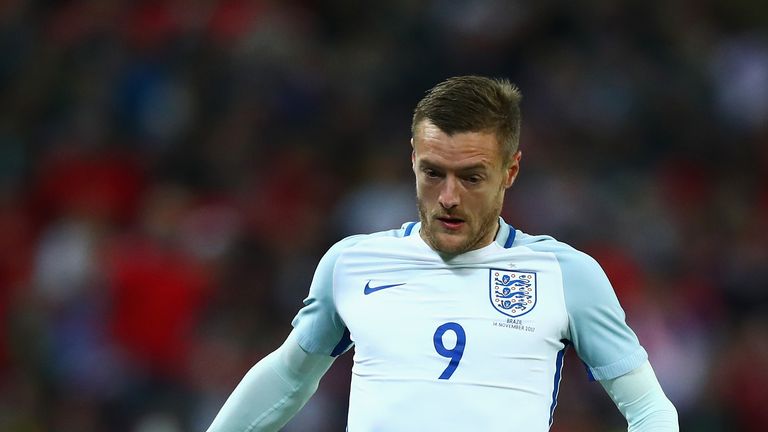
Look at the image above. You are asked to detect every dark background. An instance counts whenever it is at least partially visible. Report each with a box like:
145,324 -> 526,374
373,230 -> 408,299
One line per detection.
0,1 -> 766,431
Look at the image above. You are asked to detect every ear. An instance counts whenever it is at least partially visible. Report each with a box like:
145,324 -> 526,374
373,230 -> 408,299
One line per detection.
411,138 -> 416,167
504,151 -> 522,189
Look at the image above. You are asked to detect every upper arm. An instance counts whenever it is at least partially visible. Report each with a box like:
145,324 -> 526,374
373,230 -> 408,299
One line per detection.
559,250 -> 647,380
290,236 -> 362,356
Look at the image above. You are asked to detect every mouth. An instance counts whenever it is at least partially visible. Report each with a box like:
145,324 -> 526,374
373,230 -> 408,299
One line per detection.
436,216 -> 465,231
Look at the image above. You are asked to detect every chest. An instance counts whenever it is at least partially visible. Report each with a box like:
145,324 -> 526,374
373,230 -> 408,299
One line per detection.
334,260 -> 570,380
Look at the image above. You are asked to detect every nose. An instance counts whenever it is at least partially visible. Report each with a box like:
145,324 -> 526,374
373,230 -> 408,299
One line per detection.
438,176 -> 460,209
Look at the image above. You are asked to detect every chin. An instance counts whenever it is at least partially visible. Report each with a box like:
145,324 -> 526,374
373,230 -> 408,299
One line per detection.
432,236 -> 471,255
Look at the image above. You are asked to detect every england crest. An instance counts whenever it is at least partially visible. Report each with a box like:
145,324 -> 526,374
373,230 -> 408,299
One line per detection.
489,269 -> 537,318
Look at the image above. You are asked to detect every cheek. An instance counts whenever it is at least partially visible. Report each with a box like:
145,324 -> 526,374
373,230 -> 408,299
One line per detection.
414,181 -> 424,199
415,180 -> 435,199
472,185 -> 504,210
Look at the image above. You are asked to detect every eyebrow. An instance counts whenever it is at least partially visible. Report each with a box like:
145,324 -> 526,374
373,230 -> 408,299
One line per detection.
418,159 -> 489,173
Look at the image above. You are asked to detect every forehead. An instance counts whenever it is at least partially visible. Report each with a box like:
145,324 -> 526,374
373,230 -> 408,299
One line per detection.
413,120 -> 503,170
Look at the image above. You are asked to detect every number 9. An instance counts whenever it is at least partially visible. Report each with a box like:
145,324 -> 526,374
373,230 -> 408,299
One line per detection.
433,322 -> 466,380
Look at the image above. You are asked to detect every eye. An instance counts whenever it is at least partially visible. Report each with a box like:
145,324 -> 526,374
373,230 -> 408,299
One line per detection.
464,175 -> 483,184
422,168 -> 441,179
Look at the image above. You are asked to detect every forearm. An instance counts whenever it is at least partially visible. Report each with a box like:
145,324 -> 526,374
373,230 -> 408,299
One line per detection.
206,332 -> 335,432
600,361 -> 679,432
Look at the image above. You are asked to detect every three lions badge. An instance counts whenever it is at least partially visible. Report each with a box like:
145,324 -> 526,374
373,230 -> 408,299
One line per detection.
490,269 -> 537,318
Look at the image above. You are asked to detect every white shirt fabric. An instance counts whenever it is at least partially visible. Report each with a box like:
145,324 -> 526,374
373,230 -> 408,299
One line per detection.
291,218 -> 648,431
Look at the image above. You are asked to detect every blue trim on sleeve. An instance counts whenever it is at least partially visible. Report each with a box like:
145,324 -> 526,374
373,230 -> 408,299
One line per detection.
404,221 -> 417,237
549,341 -> 569,427
330,327 -> 352,357
583,361 -> 596,381
503,224 -> 516,248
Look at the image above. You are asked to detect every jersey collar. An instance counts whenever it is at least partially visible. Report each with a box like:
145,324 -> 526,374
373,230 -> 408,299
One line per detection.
494,217 -> 516,249
404,217 -> 516,249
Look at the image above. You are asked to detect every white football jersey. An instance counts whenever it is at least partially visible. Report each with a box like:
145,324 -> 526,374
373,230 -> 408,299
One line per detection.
291,218 -> 647,431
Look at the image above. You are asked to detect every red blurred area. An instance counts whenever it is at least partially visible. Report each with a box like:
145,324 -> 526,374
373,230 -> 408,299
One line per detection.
108,234 -> 210,377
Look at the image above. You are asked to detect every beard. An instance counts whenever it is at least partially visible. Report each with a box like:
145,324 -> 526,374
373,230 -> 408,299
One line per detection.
416,190 -> 504,256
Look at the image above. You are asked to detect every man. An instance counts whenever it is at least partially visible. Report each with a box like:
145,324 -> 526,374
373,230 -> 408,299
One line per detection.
207,76 -> 679,431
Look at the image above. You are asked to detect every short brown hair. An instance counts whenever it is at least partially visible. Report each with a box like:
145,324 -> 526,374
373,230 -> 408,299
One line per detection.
412,76 -> 522,165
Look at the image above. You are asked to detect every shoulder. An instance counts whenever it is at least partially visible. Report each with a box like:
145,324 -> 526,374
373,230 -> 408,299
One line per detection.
514,231 -> 600,272
320,222 -> 417,266
512,230 -> 611,300
512,230 -> 647,380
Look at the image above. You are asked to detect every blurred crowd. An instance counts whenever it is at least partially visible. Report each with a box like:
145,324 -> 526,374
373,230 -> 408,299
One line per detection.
0,1 -> 766,431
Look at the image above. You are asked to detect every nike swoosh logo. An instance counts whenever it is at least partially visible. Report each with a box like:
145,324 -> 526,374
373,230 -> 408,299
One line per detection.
363,281 -> 406,295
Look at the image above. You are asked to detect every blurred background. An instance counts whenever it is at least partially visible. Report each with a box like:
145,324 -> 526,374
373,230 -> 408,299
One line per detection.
0,0 -> 766,431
